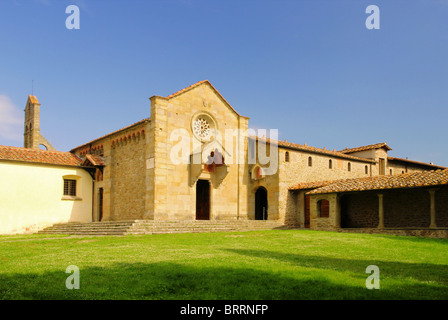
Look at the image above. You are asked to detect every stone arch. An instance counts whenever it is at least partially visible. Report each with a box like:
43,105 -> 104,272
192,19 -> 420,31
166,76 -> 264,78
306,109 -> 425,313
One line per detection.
251,165 -> 265,181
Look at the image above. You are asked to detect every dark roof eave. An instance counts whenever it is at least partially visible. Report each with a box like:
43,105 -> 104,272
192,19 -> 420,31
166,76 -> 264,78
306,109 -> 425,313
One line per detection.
306,183 -> 448,196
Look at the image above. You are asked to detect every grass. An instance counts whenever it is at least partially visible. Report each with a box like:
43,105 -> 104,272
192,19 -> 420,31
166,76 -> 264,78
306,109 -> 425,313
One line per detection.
0,229 -> 447,300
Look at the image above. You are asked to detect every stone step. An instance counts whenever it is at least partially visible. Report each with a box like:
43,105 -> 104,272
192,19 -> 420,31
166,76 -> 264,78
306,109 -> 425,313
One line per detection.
38,219 -> 288,236
50,222 -> 136,227
38,230 -> 129,235
44,225 -> 132,229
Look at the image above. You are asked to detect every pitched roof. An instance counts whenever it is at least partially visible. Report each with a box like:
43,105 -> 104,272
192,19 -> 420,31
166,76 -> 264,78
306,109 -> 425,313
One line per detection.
339,142 -> 392,154
306,169 -> 448,195
28,95 -> 39,104
161,80 -> 246,118
70,118 -> 150,152
82,154 -> 105,166
165,80 -> 210,99
251,136 -> 376,163
0,145 -> 82,167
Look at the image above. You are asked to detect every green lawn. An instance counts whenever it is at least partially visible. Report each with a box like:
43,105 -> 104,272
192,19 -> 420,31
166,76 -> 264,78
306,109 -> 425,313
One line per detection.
0,229 -> 447,300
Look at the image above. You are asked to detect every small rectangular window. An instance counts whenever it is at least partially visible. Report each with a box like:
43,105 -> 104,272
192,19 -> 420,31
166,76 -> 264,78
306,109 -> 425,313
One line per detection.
64,179 -> 77,196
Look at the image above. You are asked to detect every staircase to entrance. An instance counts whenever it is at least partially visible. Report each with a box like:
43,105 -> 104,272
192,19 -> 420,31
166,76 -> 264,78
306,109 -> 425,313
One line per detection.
38,220 -> 289,236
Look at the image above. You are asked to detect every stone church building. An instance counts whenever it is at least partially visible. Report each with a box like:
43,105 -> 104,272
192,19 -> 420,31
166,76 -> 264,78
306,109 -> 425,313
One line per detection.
1,80 -> 447,236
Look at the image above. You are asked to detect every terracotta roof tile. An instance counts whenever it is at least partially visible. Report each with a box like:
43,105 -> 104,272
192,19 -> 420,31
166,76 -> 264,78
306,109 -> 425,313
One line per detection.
289,180 -> 340,191
306,169 -> 448,195
0,145 -> 81,167
83,154 -> 105,166
339,142 -> 392,154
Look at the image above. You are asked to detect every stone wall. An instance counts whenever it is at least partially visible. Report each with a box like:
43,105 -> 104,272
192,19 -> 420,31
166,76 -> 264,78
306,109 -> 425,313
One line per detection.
278,148 -> 373,225
340,192 -> 379,228
248,168 -> 280,221
383,189 -> 431,228
387,161 -> 435,175
309,193 -> 338,230
435,187 -> 448,227
148,82 -> 249,220
109,125 -> 147,220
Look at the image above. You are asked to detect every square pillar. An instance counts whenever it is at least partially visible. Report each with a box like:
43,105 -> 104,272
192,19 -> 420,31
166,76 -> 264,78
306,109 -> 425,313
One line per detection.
429,189 -> 437,228
334,194 -> 342,228
377,193 -> 384,229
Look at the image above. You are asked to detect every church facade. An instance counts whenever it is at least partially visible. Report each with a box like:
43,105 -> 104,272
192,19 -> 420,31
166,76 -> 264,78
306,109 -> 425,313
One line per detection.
69,80 -> 447,230
1,80 -> 447,235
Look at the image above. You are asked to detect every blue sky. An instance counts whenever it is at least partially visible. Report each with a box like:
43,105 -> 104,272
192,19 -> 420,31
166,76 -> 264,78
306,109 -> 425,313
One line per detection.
1,0 -> 447,166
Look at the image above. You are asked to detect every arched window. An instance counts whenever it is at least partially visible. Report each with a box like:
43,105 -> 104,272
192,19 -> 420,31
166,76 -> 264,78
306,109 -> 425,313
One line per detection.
285,151 -> 290,162
308,156 -> 313,167
348,162 -> 351,172
317,199 -> 330,218
329,159 -> 333,169
251,165 -> 264,181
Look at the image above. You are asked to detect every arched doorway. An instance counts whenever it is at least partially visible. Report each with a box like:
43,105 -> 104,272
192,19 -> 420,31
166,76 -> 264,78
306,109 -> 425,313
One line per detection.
255,187 -> 268,220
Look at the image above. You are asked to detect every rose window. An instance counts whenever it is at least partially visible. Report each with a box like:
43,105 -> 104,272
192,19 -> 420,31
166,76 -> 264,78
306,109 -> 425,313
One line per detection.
193,118 -> 211,139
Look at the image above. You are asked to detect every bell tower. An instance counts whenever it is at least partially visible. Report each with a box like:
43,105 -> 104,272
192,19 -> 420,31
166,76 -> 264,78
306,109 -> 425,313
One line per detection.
24,95 -> 55,150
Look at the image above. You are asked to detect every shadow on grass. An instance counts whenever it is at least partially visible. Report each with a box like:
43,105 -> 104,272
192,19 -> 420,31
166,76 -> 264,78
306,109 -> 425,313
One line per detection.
224,248 -> 448,282
344,231 -> 448,244
0,259 -> 447,300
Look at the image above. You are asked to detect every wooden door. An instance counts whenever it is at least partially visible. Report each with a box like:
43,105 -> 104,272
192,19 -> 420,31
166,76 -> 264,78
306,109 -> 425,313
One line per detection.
196,180 -> 210,220
98,188 -> 104,222
305,195 -> 310,228
320,200 -> 330,218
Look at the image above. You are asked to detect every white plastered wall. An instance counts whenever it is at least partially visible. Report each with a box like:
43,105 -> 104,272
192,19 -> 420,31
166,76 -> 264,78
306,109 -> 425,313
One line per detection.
0,161 -> 93,234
